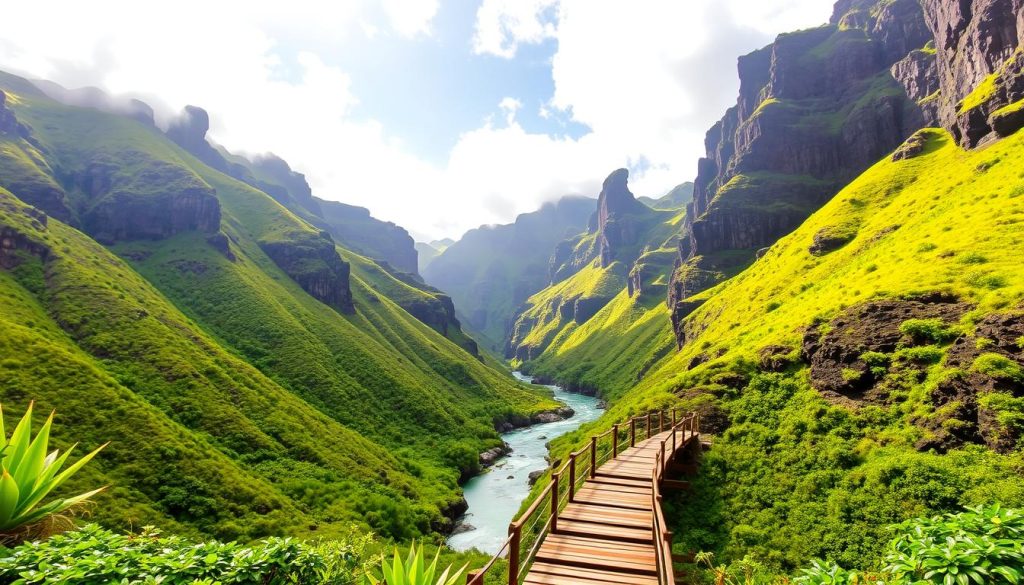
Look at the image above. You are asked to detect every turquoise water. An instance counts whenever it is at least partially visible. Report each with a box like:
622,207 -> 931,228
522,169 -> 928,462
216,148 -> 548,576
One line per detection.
447,372 -> 604,554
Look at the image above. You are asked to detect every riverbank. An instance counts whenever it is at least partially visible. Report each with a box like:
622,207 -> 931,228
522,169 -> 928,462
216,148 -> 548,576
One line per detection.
447,373 -> 604,553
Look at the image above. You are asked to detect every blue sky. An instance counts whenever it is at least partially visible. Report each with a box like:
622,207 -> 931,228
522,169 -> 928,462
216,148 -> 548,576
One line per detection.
0,0 -> 834,240
335,0 -> 587,165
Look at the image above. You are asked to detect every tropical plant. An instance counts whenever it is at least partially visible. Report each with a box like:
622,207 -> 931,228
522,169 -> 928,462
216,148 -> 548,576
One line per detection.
0,402 -> 107,539
883,504 -> 1024,584
794,505 -> 1024,585
795,559 -> 882,584
363,542 -> 467,585
0,523 -> 373,584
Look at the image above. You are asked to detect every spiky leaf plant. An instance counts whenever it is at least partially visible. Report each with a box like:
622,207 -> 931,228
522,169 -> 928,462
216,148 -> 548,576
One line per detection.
363,542 -> 467,585
0,402 -> 106,535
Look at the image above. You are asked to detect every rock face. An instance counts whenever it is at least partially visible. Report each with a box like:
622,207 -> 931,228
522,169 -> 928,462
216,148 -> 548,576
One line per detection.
76,154 -> 222,244
165,106 -> 423,279
249,154 -> 323,216
922,0 -> 1024,146
0,91 -> 28,137
316,199 -> 419,275
259,231 -> 354,313
0,206 -> 50,269
801,297 -> 970,400
667,0 -> 933,346
595,169 -> 648,267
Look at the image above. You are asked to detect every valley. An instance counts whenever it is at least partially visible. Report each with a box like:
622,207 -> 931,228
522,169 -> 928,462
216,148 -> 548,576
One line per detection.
0,0 -> 1023,583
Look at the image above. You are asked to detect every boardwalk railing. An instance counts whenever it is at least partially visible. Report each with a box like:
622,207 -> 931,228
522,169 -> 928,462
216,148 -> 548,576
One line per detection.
466,407 -> 700,585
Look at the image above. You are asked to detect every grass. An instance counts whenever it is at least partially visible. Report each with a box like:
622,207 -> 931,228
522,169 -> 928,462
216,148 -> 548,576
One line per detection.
533,126 -> 1024,576
0,71 -> 557,542
958,49 -> 1021,113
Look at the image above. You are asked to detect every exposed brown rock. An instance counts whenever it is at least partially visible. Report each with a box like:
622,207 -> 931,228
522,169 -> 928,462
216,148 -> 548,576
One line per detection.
801,297 -> 970,400
758,345 -> 797,372
206,232 -> 235,261
990,102 -> 1024,136
922,0 -> 1024,146
595,169 -> 647,267
259,231 -> 354,313
891,129 -> 932,160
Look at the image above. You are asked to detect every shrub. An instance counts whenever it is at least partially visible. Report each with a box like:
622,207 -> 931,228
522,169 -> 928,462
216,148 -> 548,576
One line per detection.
0,523 -> 372,584
795,504 -> 1024,584
884,504 -> 1024,584
0,403 -> 106,541
899,319 -> 959,344
364,541 -> 466,585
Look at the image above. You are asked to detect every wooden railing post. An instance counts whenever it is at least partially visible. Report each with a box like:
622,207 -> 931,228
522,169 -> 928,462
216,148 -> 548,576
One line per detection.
550,472 -> 560,533
466,570 -> 480,584
589,436 -> 597,478
660,441 -> 666,477
630,417 -> 636,447
646,413 -> 652,438
612,424 -> 619,459
568,455 -> 576,503
659,410 -> 666,433
672,423 -> 677,455
508,524 -> 520,585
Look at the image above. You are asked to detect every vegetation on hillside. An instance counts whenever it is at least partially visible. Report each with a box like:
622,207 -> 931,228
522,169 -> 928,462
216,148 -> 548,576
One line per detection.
537,127 -> 1024,576
0,71 -> 556,542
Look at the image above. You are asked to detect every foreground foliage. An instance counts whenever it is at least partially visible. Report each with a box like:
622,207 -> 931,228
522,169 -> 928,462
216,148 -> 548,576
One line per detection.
363,541 -> 467,585
0,524 -> 373,584
0,403 -> 105,539
795,505 -> 1024,584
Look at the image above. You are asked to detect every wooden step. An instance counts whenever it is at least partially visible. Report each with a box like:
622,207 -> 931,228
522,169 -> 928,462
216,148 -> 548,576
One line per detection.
526,561 -> 659,585
556,518 -> 654,544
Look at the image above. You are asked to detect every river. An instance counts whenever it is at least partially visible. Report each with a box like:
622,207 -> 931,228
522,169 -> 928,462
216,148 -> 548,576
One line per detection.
446,372 -> 605,554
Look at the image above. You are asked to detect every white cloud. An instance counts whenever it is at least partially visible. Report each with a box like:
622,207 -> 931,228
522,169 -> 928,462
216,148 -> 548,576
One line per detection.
0,0 -> 834,241
472,0 -> 559,58
380,0 -> 440,38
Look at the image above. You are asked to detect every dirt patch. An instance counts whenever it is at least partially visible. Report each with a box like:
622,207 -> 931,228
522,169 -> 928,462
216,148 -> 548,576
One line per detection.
802,297 -> 970,403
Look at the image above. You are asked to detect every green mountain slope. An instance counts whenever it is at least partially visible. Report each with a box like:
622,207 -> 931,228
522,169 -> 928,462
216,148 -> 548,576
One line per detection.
423,197 -> 594,351
507,171 -> 684,388
546,127 -> 1024,572
0,72 -> 556,541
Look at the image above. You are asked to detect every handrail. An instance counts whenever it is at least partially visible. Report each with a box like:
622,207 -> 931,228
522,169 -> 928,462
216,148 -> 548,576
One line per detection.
466,407 -> 699,585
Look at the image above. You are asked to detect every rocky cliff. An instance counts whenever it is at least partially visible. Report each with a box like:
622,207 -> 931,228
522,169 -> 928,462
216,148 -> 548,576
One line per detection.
668,0 -> 935,345
259,230 -> 354,313
595,169 -> 650,267
0,88 -> 221,242
165,106 -> 421,276
316,199 -> 419,275
922,0 -> 1024,146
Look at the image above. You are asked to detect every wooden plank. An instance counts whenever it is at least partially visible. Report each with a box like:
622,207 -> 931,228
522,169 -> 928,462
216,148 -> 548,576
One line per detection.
539,539 -> 656,564
527,562 -> 659,585
585,477 -> 647,491
544,533 -> 655,553
560,504 -> 652,529
556,518 -> 654,543
572,491 -> 651,511
535,545 -> 657,574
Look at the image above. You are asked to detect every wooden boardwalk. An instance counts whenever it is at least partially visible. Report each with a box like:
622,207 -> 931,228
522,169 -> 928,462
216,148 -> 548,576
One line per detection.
523,431 -> 695,585
468,410 -> 701,585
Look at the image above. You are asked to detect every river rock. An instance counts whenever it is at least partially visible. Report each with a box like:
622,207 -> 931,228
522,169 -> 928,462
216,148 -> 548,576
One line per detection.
479,443 -> 511,467
528,470 -> 544,485
450,522 -> 476,535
